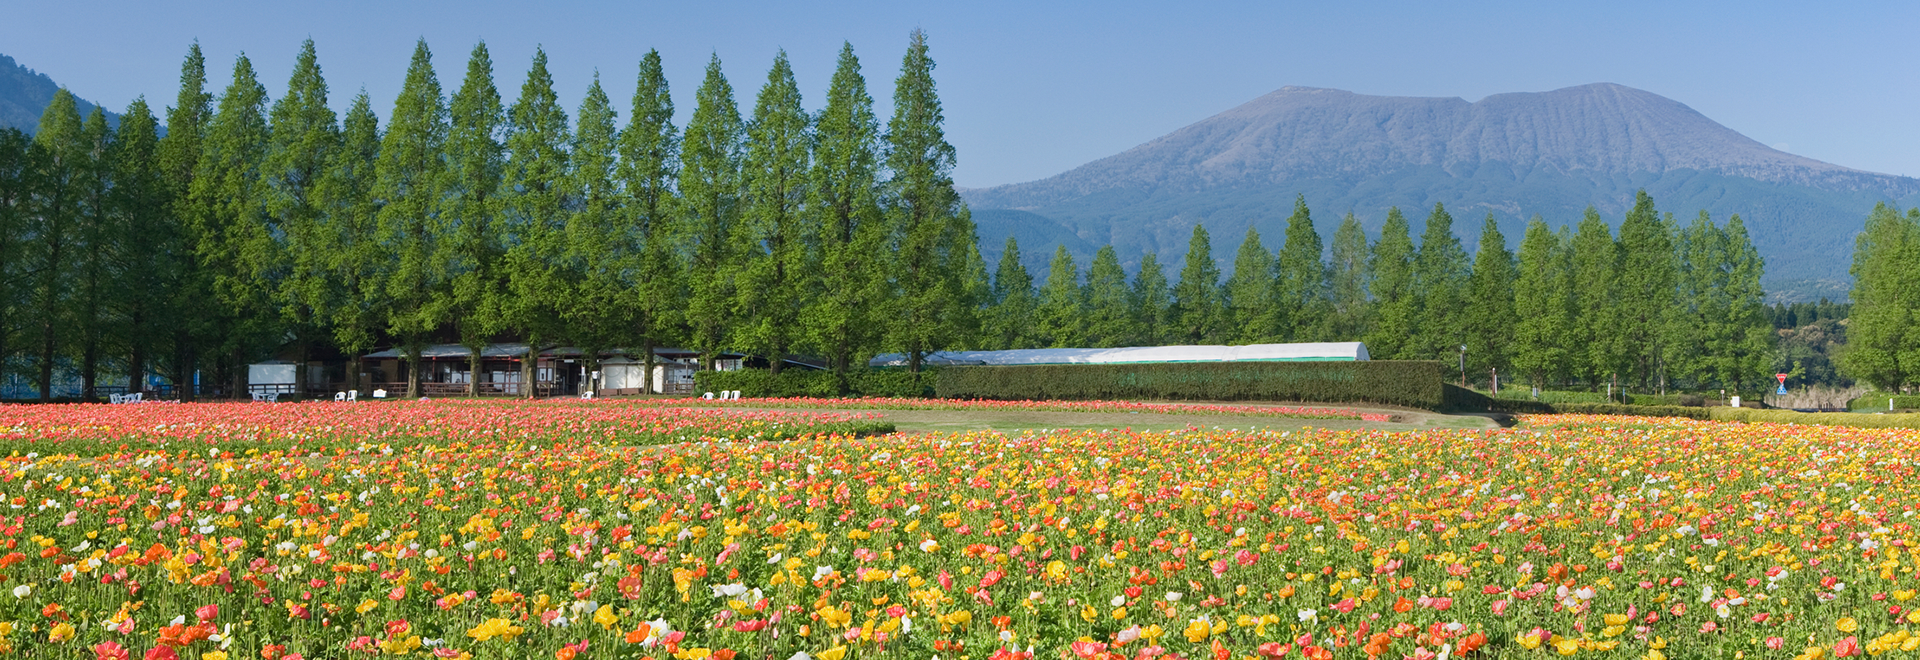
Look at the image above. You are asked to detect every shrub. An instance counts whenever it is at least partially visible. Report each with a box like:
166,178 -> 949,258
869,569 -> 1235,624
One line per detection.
1550,403 -> 1713,419
935,361 -> 1450,409
1846,394 -> 1920,412
1711,407 -> 1920,429
694,369 -> 936,398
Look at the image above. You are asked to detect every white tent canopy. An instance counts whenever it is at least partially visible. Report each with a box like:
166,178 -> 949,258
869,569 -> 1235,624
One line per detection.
868,342 -> 1369,368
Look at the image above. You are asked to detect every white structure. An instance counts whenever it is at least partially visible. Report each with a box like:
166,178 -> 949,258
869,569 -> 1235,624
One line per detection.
247,361 -> 298,394
868,342 -> 1370,368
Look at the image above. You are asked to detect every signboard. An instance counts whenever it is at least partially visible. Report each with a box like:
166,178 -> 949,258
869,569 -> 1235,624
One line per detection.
1776,372 -> 1788,395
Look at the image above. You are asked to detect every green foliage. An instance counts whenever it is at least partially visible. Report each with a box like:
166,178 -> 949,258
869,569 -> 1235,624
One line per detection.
1131,252 -> 1173,347
1847,394 -> 1920,411
1411,203 -> 1469,361
735,52 -> 812,372
1465,213 -> 1515,377
1326,213 -> 1370,342
882,29 -> 974,371
1224,227 -> 1274,344
1569,208 -> 1622,386
1842,203 -> 1920,390
935,360 -> 1450,409
681,54 -> 745,368
1511,216 -> 1570,386
984,236 -> 1036,350
618,49 -> 683,391
1709,407 -> 1920,430
696,368 -> 936,398
373,41 -> 451,397
1616,191 -> 1676,389
1275,195 -> 1328,341
564,75 -> 626,362
1363,208 -> 1416,359
803,43 -> 884,389
441,42 -> 508,372
1083,246 -> 1135,348
1035,245 -> 1085,347
1173,224 -> 1224,344
263,39 -> 339,343
311,93 -> 382,363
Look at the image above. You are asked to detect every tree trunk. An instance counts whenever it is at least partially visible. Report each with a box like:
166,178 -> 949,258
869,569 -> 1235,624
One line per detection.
37,316 -> 54,402
641,335 -> 656,395
405,339 -> 422,399
521,345 -> 536,399
81,338 -> 97,402
467,346 -> 481,397
127,309 -> 147,395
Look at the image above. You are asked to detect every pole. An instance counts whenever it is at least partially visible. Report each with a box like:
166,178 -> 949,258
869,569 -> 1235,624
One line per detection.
1458,345 -> 1467,388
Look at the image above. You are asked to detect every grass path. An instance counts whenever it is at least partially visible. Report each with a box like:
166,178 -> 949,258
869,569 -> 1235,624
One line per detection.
678,402 -> 1500,434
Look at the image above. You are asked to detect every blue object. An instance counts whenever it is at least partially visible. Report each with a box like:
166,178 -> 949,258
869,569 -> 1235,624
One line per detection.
1776,384 -> 1788,395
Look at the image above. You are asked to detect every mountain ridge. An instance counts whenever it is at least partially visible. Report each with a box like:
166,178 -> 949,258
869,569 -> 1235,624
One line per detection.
964,83 -> 1920,296
0,53 -> 121,134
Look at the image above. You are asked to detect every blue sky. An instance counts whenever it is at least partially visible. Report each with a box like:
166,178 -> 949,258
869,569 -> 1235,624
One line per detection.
5,0 -> 1915,188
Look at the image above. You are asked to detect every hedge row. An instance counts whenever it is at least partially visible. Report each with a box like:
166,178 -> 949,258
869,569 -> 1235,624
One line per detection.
1709,407 -> 1920,429
933,361 -> 1450,409
693,369 -> 936,398
1847,394 -> 1920,412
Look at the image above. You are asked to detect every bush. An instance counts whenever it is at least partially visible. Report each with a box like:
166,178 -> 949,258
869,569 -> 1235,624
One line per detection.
694,369 -> 936,398
1846,394 -> 1920,412
935,361 -> 1450,409
1548,403 -> 1713,419
1711,407 -> 1920,429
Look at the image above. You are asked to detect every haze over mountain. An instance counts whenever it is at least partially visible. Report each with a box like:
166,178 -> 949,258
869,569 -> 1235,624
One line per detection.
0,53 -> 120,134
965,83 -> 1920,301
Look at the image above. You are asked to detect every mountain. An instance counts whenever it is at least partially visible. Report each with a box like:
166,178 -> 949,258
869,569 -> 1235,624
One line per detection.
963,83 -> 1920,300
0,53 -> 120,134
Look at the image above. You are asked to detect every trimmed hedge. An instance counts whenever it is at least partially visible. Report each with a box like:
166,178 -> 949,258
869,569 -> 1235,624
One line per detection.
1847,394 -> 1920,412
1710,407 -> 1920,429
1549,403 -> 1713,419
694,369 -> 936,398
934,361 -> 1450,409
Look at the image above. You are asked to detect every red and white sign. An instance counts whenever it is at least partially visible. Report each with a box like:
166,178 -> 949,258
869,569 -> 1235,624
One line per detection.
1776,373 -> 1788,384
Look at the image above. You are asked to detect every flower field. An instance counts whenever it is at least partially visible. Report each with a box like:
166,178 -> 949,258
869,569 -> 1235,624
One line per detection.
0,404 -> 1913,659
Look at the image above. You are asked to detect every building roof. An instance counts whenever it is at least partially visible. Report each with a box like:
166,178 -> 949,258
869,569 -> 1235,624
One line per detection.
868,342 -> 1370,367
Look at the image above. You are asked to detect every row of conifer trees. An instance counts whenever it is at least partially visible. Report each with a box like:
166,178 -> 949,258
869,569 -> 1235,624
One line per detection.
981,192 -> 1774,394
0,32 -> 979,400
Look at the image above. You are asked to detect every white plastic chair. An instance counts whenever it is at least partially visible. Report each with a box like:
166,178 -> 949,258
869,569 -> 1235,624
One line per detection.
334,392 -> 347,401
128,393 -> 142,403
348,390 -> 358,402
109,394 -> 124,404
703,392 -> 714,400
729,390 -> 741,400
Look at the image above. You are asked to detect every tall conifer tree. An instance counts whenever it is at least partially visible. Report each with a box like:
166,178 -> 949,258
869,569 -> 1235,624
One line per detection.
680,54 -> 745,370
1616,190 -> 1676,390
1511,216 -> 1571,388
500,48 -> 571,394
73,108 -> 115,400
1036,245 -> 1085,347
1570,207 -> 1623,390
1464,214 -> 1516,381
372,40 -> 450,398
1173,224 -> 1225,344
1224,227 -> 1274,344
442,42 -> 508,395
1084,246 -> 1135,348
157,44 -> 213,397
883,29 -> 975,371
985,237 -> 1036,350
1132,252 -> 1172,346
263,40 -> 339,392
1327,212 -> 1369,341
312,92 -> 382,392
1275,195 -> 1328,341
617,49 -> 681,391
1411,203 -> 1469,363
113,98 -> 169,395
1364,208 -> 1416,360
804,44 -> 886,388
1720,214 -> 1773,392
566,75 -> 625,378
737,52 -> 811,374
26,90 -> 82,400
188,54 -> 274,397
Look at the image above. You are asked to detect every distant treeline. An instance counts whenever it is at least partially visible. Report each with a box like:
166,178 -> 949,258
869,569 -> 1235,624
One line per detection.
984,193 -> 1777,394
